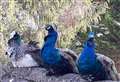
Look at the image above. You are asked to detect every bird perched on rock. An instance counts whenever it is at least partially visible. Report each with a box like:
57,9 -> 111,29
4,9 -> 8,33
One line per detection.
77,32 -> 108,81
76,32 -> 120,81
6,31 -> 43,67
41,24 -> 79,76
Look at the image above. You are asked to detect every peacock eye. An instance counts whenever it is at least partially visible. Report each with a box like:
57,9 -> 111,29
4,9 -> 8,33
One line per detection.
5,52 -> 8,55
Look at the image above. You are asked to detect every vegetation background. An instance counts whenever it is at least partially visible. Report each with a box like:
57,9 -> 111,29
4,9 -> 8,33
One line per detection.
0,0 -> 120,72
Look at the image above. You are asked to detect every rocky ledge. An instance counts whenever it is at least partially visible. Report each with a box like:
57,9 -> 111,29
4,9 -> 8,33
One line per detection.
0,63 -> 120,82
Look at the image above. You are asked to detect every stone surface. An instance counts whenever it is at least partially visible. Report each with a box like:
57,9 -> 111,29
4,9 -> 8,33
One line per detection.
0,64 -> 120,82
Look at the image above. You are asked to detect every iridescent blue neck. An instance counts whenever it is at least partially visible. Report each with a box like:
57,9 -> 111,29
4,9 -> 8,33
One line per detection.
8,36 -> 21,47
15,37 -> 21,46
86,38 -> 95,48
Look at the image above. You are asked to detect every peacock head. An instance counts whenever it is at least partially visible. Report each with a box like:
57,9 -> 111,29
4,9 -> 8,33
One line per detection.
88,32 -> 94,39
86,32 -> 95,47
8,31 -> 21,47
6,31 -> 21,57
45,23 -> 57,32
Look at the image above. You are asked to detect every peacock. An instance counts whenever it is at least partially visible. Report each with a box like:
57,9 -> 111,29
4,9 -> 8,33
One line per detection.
6,31 -> 43,67
41,24 -> 79,76
76,32 -> 120,81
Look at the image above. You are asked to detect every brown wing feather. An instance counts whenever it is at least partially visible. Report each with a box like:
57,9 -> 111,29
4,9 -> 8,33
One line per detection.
23,41 -> 43,67
59,48 -> 78,61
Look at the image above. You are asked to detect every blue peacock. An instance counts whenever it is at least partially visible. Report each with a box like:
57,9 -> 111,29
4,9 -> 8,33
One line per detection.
77,32 -> 108,81
41,24 -> 79,76
77,32 -> 120,81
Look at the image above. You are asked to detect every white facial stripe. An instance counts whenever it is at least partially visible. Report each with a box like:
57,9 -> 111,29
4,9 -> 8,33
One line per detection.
47,26 -> 51,30
10,31 -> 16,39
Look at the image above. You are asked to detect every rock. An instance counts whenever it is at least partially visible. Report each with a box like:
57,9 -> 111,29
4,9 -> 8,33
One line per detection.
25,67 -> 47,82
1,65 -> 87,82
0,63 -> 5,79
0,64 -> 120,82
58,73 -> 87,82
11,67 -> 32,79
2,78 -> 29,82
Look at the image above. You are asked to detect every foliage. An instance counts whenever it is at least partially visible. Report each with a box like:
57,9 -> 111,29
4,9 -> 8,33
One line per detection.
98,0 -> 120,50
0,0 -> 110,63
0,0 -> 109,46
